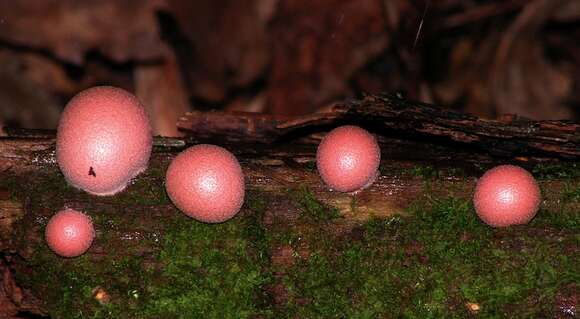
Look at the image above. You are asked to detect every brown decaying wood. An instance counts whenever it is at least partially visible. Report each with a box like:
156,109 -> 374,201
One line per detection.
178,93 -> 580,159
0,131 -> 469,233
0,132 -> 574,260
0,95 -> 578,315
0,92 -> 577,250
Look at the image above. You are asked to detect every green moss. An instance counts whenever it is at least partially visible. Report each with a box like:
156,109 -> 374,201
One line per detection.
277,196 -> 578,318
532,162 -> 580,180
141,214 -> 272,318
409,165 -> 441,180
9,167 -> 272,319
108,165 -> 171,206
562,182 -> 580,202
302,161 -> 317,172
20,210 -> 273,319
3,160 -> 578,318
533,182 -> 580,230
19,246 -> 149,319
0,174 -> 22,201
531,206 -> 580,231
243,194 -> 270,259
291,186 -> 340,222
19,164 -> 171,208
404,165 -> 466,181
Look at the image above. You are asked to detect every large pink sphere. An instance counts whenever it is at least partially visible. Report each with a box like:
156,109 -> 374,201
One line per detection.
56,86 -> 152,196
473,165 -> 541,227
316,125 -> 381,192
165,144 -> 245,223
45,209 -> 95,257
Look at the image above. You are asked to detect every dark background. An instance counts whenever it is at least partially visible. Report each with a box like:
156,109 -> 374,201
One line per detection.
0,0 -> 578,136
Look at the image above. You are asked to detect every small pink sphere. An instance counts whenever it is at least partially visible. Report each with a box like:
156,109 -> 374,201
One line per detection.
56,86 -> 152,196
45,209 -> 95,257
165,144 -> 245,223
473,165 -> 541,227
316,125 -> 381,192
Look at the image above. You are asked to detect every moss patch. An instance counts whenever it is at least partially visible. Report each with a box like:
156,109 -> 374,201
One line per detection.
7,170 -> 272,319
2,159 -> 578,318
404,164 -> 466,181
18,212 -> 272,319
141,213 -> 272,318
532,162 -> 580,180
562,181 -> 580,203
291,186 -> 340,222
20,251 -> 150,318
275,196 -> 578,318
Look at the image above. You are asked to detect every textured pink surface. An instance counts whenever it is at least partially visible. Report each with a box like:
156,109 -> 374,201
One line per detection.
316,125 -> 381,192
45,209 -> 95,258
165,144 -> 245,223
473,165 -> 541,227
56,86 -> 152,196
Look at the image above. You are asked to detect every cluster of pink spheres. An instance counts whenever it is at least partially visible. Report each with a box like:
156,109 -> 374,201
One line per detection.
46,86 -> 542,258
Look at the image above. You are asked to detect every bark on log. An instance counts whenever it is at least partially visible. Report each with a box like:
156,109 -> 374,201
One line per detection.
178,93 -> 580,159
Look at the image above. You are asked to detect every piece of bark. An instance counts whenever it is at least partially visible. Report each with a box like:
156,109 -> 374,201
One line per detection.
178,93 -> 580,159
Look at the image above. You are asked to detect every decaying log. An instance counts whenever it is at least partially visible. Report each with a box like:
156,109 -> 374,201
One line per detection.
0,94 -> 578,316
1,93 -> 578,246
1,120 -> 576,258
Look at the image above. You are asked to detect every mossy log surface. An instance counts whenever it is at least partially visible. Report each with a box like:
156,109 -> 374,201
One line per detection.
0,95 -> 578,318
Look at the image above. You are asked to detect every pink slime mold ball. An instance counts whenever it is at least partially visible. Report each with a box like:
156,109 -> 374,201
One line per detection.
56,86 -> 152,196
165,144 -> 245,223
316,125 -> 381,192
45,209 -> 95,258
473,165 -> 541,227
